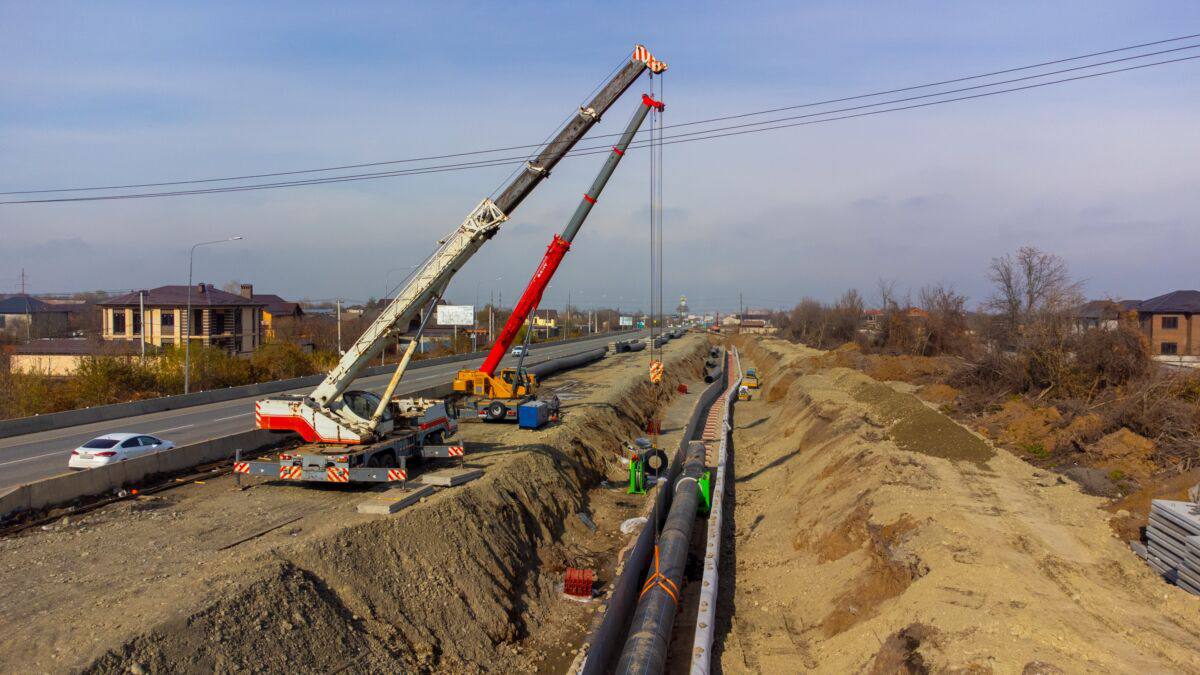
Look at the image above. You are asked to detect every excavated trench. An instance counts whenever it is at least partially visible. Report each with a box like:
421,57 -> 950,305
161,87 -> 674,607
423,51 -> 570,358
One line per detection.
83,338 -> 708,674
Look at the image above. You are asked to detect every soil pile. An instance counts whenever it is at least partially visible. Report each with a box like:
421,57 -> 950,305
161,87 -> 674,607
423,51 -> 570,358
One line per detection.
718,336 -> 1200,673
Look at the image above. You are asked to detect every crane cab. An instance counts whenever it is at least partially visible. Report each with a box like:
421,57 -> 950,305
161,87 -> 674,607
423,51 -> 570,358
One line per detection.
453,367 -> 540,400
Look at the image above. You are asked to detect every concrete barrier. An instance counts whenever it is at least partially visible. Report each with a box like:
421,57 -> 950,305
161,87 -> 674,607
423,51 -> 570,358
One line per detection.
0,429 -> 278,519
0,330 -> 636,440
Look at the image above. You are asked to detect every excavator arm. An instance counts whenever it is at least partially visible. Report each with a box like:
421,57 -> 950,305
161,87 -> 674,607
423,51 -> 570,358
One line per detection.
256,45 -> 666,445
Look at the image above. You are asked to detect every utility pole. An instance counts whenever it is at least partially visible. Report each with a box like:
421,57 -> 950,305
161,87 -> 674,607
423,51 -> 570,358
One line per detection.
739,291 -> 744,335
139,290 -> 145,358
336,299 -> 343,354
21,269 -> 30,341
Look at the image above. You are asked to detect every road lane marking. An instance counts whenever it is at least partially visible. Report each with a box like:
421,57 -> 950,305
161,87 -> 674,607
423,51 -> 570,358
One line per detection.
211,413 -> 252,423
0,450 -> 66,467
155,423 -> 196,434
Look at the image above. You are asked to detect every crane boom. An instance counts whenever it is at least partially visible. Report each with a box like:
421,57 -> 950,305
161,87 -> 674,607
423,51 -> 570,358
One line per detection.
257,45 -> 665,445
478,93 -> 664,376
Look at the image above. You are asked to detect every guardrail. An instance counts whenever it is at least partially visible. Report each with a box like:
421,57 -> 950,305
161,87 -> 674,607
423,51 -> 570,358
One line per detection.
0,330 -> 636,440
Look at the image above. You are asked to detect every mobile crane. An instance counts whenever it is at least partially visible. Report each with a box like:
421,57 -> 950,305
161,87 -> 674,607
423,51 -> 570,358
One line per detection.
238,45 -> 666,484
453,90 -> 665,421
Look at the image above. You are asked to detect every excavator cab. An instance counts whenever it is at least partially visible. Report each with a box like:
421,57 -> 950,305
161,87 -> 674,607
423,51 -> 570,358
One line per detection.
454,367 -> 540,400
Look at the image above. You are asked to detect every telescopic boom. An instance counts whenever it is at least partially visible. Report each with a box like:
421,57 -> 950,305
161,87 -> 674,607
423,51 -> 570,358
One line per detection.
479,93 -> 664,376
255,45 -> 665,444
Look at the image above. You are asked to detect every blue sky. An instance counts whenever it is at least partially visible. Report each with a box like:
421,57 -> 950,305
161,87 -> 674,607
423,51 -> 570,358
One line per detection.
2,1 -> 1199,312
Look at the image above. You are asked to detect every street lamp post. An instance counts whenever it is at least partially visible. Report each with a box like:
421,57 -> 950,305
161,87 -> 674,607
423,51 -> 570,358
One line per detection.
185,236 -> 243,394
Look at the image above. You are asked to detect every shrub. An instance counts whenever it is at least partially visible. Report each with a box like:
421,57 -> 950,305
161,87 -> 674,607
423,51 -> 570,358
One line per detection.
252,342 -> 319,381
1072,323 -> 1150,389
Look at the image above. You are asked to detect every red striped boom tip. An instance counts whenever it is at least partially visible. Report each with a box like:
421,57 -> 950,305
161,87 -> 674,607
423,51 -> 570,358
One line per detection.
632,45 -> 667,73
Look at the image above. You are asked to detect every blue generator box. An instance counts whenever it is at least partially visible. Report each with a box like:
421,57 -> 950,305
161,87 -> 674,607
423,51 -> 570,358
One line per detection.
518,401 -> 550,429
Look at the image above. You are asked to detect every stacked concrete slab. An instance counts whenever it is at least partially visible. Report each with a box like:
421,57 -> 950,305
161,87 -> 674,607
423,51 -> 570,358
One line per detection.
1144,499 -> 1200,595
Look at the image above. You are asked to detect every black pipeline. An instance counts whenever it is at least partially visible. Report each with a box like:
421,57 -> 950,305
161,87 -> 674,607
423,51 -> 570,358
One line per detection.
615,441 -> 708,674
581,351 -> 725,674
527,346 -> 607,380
617,340 -> 647,353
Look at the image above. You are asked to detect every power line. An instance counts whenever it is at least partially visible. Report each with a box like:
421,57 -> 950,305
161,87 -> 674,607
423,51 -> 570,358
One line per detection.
3,49 -> 1198,204
4,32 -> 1199,197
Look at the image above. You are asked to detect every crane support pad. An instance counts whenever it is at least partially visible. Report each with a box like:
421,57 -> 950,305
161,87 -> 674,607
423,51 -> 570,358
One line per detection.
357,485 -> 435,514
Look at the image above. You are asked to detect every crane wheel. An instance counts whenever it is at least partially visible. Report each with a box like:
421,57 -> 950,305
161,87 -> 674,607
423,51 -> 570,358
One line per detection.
366,455 -> 381,468
378,451 -> 398,468
487,401 -> 507,421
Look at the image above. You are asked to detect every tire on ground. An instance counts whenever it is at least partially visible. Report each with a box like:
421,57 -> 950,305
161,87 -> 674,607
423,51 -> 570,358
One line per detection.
487,401 -> 507,421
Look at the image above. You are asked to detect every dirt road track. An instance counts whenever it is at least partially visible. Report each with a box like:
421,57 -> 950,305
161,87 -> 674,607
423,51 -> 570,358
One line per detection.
716,336 -> 1200,673
0,336 -> 707,674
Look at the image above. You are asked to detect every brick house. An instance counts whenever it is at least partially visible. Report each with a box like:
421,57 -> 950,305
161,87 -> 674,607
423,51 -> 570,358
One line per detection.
234,284 -> 303,339
1075,299 -> 1141,330
0,294 -> 72,339
98,284 -> 265,355
1136,290 -> 1200,358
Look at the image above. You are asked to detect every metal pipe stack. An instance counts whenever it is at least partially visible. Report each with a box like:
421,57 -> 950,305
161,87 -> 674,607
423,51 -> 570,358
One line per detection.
1138,499 -> 1200,595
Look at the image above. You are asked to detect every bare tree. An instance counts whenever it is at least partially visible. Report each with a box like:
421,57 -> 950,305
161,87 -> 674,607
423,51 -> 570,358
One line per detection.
918,282 -> 970,356
829,289 -> 865,345
876,278 -> 899,312
986,246 -> 1083,343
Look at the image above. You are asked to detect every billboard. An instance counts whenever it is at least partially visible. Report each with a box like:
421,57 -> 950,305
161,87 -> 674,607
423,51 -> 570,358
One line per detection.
437,305 -> 475,326
619,316 -> 633,327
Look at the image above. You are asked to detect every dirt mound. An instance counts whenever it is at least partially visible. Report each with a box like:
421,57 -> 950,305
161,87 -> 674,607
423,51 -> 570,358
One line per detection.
717,337 -> 1200,673
0,338 -> 710,674
1089,427 -> 1158,482
916,383 -> 959,404
863,354 -> 956,385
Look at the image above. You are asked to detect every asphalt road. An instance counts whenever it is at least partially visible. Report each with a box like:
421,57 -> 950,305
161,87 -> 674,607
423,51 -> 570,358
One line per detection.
0,333 -> 637,490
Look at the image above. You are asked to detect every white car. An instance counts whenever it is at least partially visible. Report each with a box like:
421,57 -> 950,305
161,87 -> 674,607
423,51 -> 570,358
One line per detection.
68,433 -> 176,470
511,345 -> 528,357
